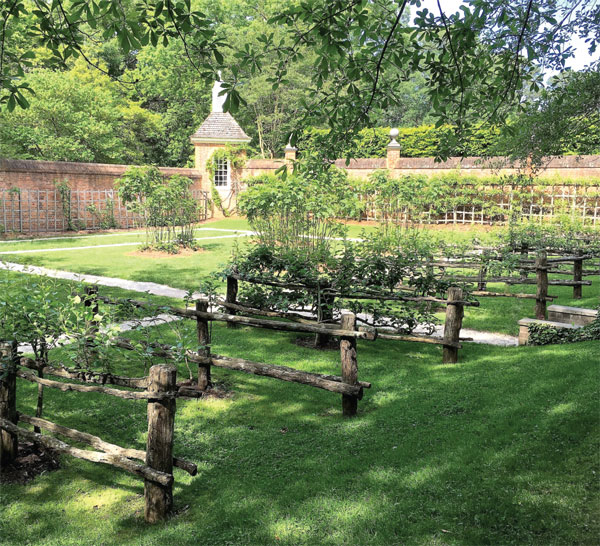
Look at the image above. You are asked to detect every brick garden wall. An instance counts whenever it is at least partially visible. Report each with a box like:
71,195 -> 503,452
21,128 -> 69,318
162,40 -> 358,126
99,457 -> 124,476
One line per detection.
243,155 -> 600,180
0,158 -> 202,191
0,159 -> 205,234
2,155 -> 600,233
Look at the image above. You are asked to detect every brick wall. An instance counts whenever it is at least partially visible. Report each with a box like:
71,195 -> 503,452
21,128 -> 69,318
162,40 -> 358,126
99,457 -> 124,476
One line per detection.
0,158 -> 202,192
243,155 -> 600,180
3,155 -> 598,195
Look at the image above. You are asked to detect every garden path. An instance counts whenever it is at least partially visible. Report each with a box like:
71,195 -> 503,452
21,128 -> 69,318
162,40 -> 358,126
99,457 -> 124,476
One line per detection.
0,233 -> 251,255
1,261 -> 519,347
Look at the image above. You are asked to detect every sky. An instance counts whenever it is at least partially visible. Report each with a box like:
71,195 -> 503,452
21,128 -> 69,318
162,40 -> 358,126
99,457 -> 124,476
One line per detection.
413,0 -> 597,73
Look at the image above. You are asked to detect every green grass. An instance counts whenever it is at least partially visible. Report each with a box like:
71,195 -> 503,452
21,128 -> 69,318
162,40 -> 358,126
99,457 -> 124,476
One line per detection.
447,277 -> 599,335
1,320 -> 599,545
2,221 -> 599,544
0,270 -> 186,313
1,218 -> 598,335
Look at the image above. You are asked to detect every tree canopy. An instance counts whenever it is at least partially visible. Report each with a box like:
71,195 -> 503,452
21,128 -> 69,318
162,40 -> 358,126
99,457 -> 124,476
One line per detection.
0,0 -> 598,163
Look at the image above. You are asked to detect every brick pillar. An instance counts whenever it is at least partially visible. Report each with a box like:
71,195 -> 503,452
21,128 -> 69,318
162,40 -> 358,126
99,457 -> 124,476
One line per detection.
285,144 -> 297,172
386,128 -> 401,170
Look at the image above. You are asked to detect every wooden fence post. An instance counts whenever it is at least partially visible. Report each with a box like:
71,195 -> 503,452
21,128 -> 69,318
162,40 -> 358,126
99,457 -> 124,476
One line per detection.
0,341 -> 18,467
535,251 -> 548,320
196,301 -> 211,390
519,243 -> 529,280
477,264 -> 488,291
315,288 -> 335,348
226,277 -> 238,329
145,364 -> 176,523
573,251 -> 583,299
340,312 -> 358,417
443,287 -> 464,364
84,285 -> 99,347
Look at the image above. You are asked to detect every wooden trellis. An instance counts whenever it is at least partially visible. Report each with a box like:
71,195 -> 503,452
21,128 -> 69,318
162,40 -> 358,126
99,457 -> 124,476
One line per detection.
0,188 -> 210,234
357,183 -> 600,226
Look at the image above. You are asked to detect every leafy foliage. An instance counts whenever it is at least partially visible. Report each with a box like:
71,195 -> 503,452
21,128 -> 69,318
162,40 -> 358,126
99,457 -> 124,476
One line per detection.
238,168 -> 360,261
0,64 -> 163,164
528,308 -> 600,345
301,123 -> 600,159
230,168 -> 469,334
2,0 -> 598,164
350,171 -> 600,227
0,272 -> 120,372
116,166 -> 199,253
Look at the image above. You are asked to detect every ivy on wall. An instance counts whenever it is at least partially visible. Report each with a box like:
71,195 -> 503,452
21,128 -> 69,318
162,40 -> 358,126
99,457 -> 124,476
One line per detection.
207,145 -> 251,217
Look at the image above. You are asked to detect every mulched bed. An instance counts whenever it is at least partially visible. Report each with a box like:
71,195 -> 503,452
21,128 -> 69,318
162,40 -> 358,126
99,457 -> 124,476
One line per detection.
177,379 -> 233,399
293,335 -> 340,350
0,440 -> 60,485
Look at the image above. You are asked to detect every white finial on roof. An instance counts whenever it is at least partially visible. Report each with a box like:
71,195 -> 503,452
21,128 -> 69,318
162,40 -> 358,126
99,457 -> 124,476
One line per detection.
212,71 -> 226,113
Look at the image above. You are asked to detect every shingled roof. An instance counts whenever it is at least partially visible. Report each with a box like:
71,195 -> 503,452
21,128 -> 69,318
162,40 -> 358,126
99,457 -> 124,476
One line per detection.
191,112 -> 251,142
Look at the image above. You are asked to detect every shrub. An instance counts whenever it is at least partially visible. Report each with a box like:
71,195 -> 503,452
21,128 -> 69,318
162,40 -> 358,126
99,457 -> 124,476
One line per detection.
116,166 -> 199,252
299,122 -> 600,158
528,309 -> 600,345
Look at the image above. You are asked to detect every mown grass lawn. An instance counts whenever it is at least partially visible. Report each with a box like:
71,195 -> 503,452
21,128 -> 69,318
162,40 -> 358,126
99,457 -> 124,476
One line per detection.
2,218 -> 597,335
1,319 -> 598,546
1,221 -> 599,545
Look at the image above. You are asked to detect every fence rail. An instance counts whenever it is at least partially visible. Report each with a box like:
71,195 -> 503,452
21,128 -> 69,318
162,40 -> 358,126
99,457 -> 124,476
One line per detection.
0,188 -> 210,234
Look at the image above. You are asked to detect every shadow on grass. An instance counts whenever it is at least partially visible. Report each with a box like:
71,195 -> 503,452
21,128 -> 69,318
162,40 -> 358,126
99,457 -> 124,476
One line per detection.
2,321 -> 599,545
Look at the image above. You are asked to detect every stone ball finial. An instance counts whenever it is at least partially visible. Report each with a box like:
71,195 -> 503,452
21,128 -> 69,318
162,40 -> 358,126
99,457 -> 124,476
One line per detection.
388,127 -> 401,149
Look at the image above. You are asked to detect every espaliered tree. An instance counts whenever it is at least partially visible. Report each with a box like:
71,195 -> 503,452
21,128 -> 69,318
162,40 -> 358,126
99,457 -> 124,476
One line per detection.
227,170 -> 466,341
116,166 -> 199,253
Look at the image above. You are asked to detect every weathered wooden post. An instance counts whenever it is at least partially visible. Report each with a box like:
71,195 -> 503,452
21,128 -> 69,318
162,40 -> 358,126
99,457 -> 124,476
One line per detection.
195,300 -> 211,390
519,243 -> 529,280
84,285 -> 99,347
340,312 -> 358,417
0,341 -> 18,467
225,276 -> 238,329
477,264 -> 488,291
573,250 -> 583,299
315,287 -> 335,348
535,251 -> 548,320
145,364 -> 176,523
443,287 -> 464,364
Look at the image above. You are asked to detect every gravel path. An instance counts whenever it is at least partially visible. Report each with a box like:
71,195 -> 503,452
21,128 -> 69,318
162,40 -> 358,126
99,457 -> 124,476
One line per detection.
0,233 -> 250,255
0,261 -> 197,299
2,261 -> 519,347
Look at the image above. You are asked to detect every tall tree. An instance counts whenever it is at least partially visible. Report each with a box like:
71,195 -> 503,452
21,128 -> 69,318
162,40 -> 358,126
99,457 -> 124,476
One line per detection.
0,61 -> 163,163
1,1 -> 598,161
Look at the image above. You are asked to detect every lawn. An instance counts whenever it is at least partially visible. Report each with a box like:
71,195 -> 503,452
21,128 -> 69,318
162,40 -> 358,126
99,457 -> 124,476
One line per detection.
1,218 -> 597,336
1,220 -> 599,545
1,319 -> 598,545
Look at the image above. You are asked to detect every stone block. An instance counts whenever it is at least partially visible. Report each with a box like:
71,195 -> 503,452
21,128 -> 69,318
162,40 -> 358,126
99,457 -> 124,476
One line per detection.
517,318 -> 583,346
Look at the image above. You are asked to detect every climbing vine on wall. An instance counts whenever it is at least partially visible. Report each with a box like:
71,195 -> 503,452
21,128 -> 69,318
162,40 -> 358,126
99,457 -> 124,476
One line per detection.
207,145 -> 250,217
54,179 -> 79,231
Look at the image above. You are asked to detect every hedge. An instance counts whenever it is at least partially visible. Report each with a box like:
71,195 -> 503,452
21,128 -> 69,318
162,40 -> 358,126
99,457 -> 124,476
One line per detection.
299,124 -> 600,158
